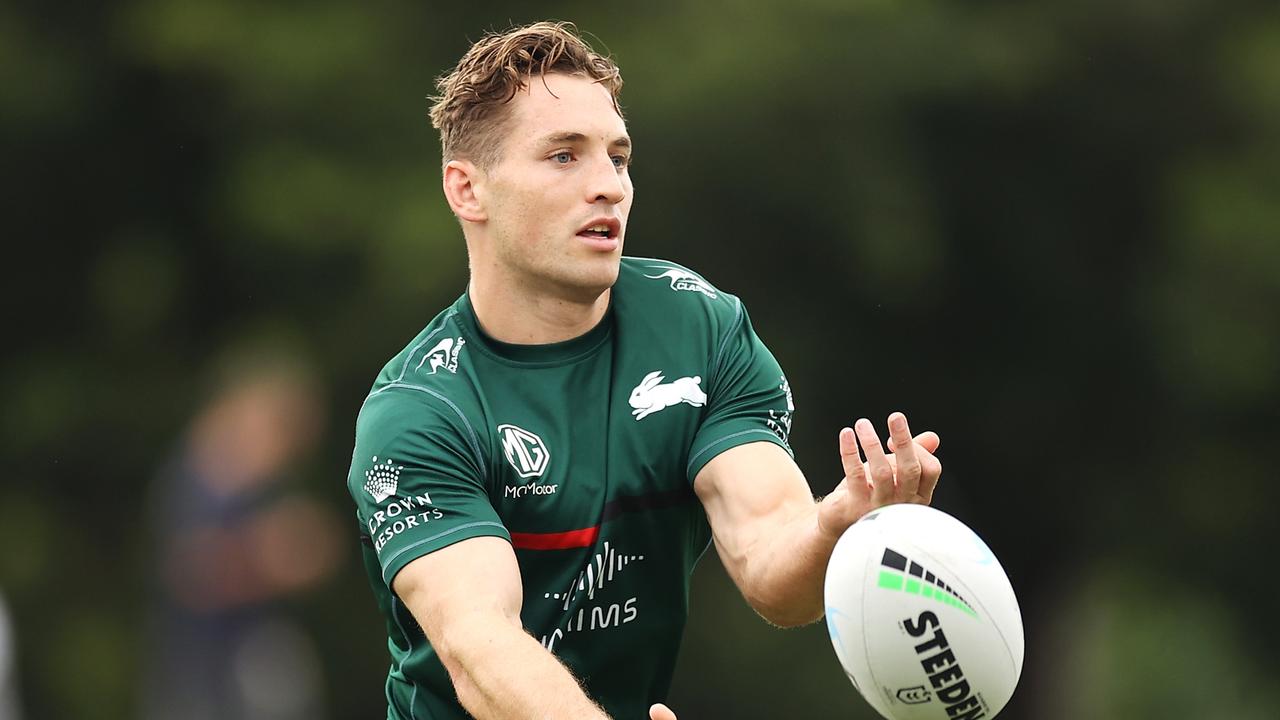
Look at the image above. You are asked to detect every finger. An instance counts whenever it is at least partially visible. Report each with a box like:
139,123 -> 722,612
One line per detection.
855,418 -> 894,506
650,703 -> 677,720
838,427 -> 868,488
915,449 -> 942,504
836,428 -> 873,523
884,440 -> 942,503
887,412 -> 921,498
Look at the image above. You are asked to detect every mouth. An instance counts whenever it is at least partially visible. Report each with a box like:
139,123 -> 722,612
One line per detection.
576,217 -> 622,244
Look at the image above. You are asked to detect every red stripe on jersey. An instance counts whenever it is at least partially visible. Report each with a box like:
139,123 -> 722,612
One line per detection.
509,525 -> 600,550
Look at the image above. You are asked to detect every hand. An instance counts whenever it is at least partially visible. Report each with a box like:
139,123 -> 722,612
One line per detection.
650,703 -> 677,720
817,412 -> 942,540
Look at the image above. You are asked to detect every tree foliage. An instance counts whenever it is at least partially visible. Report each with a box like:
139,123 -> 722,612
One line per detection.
2,1 -> 1276,717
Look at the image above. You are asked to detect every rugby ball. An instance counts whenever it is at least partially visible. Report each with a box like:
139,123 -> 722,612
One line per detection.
824,504 -> 1023,719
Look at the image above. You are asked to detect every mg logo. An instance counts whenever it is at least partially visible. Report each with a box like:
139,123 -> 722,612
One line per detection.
498,424 -> 550,479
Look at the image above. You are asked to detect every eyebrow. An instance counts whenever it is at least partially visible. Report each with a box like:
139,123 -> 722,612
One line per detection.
539,132 -> 632,149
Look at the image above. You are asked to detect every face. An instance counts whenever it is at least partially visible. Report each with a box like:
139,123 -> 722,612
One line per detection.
473,73 -> 633,300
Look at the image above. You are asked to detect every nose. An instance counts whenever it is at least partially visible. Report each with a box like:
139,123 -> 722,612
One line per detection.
585,152 -> 627,205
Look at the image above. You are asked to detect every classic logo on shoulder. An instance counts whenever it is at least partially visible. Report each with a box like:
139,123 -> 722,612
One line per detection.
498,424 -> 550,478
363,456 -> 401,503
629,370 -> 707,420
644,267 -> 716,298
415,336 -> 465,375
766,374 -> 795,444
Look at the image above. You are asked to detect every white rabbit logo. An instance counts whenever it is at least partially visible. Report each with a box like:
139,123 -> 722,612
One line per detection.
629,370 -> 707,420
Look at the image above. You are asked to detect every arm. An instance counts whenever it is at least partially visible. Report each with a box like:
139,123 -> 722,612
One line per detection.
165,497 -> 340,611
393,536 -> 610,720
693,413 -> 941,627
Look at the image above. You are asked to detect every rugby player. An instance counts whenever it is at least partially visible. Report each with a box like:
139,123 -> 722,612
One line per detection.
347,21 -> 942,719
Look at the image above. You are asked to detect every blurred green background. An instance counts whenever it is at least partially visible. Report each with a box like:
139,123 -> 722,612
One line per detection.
3,1 -> 1278,718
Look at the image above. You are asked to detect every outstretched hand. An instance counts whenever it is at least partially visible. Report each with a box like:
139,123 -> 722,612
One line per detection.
817,412 -> 942,540
650,703 -> 677,720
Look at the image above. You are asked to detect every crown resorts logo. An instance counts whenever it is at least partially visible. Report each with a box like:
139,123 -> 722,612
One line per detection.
363,456 -> 402,503
644,267 -> 716,298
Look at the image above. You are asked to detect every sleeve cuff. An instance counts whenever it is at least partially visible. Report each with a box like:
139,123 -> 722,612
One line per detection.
380,521 -> 512,586
686,426 -> 791,484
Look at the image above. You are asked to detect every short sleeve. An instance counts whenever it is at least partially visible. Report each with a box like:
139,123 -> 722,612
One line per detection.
348,388 -> 509,587
686,298 -> 795,481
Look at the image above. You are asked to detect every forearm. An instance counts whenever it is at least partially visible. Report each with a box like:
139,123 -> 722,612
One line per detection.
701,421 -> 943,629
733,502 -> 837,627
439,612 -> 609,720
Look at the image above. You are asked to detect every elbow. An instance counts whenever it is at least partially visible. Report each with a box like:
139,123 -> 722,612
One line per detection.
759,607 -> 824,629
746,591 -> 823,629
433,619 -> 489,709
448,668 -> 483,714
736,562 -> 825,628
432,625 -> 467,682
429,608 -> 528,712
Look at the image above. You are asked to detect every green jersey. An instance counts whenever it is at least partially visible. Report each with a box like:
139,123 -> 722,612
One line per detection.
347,257 -> 795,719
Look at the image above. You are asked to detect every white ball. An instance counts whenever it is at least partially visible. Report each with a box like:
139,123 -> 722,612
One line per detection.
824,504 -> 1024,719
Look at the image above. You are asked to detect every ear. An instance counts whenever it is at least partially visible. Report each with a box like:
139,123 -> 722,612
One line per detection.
645,373 -> 665,389
443,159 -> 487,223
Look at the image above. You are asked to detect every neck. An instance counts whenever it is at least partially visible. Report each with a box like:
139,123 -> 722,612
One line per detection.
468,265 -> 611,345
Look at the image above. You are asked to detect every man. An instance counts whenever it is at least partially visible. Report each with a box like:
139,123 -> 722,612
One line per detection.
147,361 -> 340,720
346,21 -> 941,720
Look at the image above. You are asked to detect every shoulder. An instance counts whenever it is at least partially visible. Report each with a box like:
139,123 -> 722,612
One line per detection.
616,256 -> 747,335
356,300 -> 484,455
367,301 -> 470,394
352,383 -> 488,506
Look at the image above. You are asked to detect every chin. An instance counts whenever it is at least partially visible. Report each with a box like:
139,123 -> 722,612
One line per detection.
555,257 -> 620,301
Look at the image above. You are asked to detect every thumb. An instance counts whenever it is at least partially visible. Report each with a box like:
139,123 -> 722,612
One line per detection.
912,431 -> 940,454
650,703 -> 678,720
888,431 -> 940,455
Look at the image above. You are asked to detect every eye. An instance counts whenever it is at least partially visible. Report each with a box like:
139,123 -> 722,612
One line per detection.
552,151 -> 573,164
611,154 -> 629,169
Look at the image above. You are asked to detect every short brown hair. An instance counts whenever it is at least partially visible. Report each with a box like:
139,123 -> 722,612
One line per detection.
428,21 -> 624,169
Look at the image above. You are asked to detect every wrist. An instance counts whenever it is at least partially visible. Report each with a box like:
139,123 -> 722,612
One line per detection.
814,491 -> 852,545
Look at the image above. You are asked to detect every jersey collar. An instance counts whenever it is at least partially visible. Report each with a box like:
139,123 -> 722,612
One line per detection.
456,292 -> 614,367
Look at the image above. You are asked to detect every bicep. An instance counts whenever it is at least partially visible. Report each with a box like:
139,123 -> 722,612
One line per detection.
392,536 -> 523,649
693,441 -> 814,569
